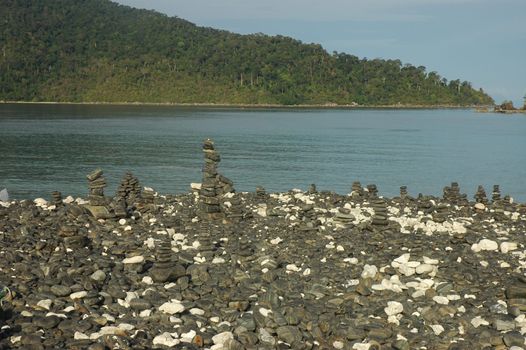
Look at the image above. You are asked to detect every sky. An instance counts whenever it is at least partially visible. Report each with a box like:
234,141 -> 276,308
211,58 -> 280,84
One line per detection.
115,0 -> 526,105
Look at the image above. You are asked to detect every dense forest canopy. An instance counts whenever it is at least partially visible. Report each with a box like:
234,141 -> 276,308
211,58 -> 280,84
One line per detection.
0,0 -> 494,105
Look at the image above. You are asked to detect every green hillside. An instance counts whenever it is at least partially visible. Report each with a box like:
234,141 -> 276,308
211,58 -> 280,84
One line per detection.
0,0 -> 494,106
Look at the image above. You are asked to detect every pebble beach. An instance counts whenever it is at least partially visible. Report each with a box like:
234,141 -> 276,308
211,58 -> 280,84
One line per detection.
1,140 -> 526,350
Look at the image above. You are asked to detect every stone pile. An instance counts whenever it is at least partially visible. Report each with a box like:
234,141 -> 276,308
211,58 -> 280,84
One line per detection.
308,184 -> 317,194
371,198 -> 389,226
399,186 -> 408,199
86,169 -> 107,206
297,204 -> 318,231
351,181 -> 364,198
433,203 -> 449,223
256,186 -> 267,201
149,239 -> 183,283
474,185 -> 489,205
366,184 -> 378,198
199,139 -> 227,219
58,224 -> 88,249
226,193 -> 246,222
443,182 -> 468,205
333,207 -> 355,227
492,185 -> 502,203
51,191 -> 63,207
197,222 -> 216,259
116,172 -> 141,203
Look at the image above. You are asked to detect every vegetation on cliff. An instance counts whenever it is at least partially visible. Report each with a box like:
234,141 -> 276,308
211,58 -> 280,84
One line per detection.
1,0 -> 494,105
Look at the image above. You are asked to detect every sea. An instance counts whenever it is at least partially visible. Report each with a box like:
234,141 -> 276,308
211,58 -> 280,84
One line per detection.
1,104 -> 525,201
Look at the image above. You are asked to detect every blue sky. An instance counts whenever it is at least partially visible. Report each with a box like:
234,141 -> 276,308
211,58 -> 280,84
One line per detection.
115,0 -> 525,105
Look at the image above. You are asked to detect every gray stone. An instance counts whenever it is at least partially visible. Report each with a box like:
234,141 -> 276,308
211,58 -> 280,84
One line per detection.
90,270 -> 107,282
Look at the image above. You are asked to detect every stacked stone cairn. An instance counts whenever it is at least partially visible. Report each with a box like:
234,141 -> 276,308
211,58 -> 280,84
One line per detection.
333,207 -> 355,228
150,238 -> 183,283
256,186 -> 267,201
197,222 -> 216,260
366,184 -> 378,198
199,139 -> 233,220
433,203 -> 449,223
297,204 -> 318,231
492,185 -> 502,204
351,181 -> 364,199
87,169 -> 107,206
114,172 -> 142,217
226,193 -> 246,222
474,185 -> 489,205
443,182 -> 463,204
399,186 -> 408,199
51,191 -> 63,207
308,184 -> 317,194
371,198 -> 389,227
58,224 -> 88,249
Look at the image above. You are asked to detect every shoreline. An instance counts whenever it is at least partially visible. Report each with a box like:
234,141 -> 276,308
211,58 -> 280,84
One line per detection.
0,100 -> 492,110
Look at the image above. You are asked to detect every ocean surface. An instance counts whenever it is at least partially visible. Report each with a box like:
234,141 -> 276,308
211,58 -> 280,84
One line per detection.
1,104 -> 525,201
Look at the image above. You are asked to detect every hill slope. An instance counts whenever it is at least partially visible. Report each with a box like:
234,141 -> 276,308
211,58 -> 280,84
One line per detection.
0,0 -> 494,105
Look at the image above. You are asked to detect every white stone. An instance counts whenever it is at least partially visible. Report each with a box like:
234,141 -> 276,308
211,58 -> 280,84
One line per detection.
500,241 -> 518,254
180,330 -> 197,341
74,331 -> 90,340
190,183 -> 202,190
139,309 -> 152,317
153,332 -> 180,347
423,256 -> 439,265
70,291 -> 87,300
361,264 -> 378,279
34,198 -> 48,206
286,264 -> 301,272
433,296 -> 449,305
63,195 -> 74,204
259,307 -> 272,317
333,340 -> 344,349
212,257 -> 226,264
303,268 -> 311,276
336,245 -> 345,252
343,257 -> 359,264
21,311 -> 33,317
190,308 -> 205,316
353,344 -> 371,350
471,316 -> 489,328
384,301 -> 404,316
122,255 -> 144,264
270,237 -> 283,245
430,324 -> 444,335
471,239 -> 498,252
398,264 -> 416,277
159,301 -> 185,314
392,253 -> 411,266
416,264 -> 434,275
36,299 -> 52,310
142,276 -> 154,285
474,203 -> 486,210
212,331 -> 234,345
118,218 -> 126,225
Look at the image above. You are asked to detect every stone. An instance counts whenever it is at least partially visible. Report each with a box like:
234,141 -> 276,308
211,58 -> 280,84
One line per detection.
212,332 -> 234,345
90,270 -> 107,282
503,332 -> 524,347
159,300 -> 185,314
384,301 -> 404,316
276,326 -> 303,344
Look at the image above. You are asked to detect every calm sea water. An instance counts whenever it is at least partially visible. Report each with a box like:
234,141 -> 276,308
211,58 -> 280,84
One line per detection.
1,104 -> 525,201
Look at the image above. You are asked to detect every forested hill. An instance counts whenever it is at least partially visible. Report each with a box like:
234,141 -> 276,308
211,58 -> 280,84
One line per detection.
1,0 -> 494,106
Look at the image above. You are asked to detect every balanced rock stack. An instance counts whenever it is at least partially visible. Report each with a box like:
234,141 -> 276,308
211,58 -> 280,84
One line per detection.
197,222 -> 216,259
433,203 -> 449,223
295,204 -> 318,231
51,191 -> 63,207
492,185 -> 502,203
333,207 -> 355,228
58,224 -> 89,249
150,239 -> 184,283
217,174 -> 235,195
474,185 -> 489,205
116,172 -> 141,204
199,139 -> 228,219
308,183 -> 317,194
87,169 -> 107,206
366,184 -> 378,198
443,182 -> 463,204
351,181 -> 364,198
371,198 -> 389,226
226,193 -> 246,222
256,186 -> 267,201
399,186 -> 408,199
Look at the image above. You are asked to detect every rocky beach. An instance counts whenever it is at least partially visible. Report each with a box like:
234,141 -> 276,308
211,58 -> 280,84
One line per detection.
1,140 -> 526,350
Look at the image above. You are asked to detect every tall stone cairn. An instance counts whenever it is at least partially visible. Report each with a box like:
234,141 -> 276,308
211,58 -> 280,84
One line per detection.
492,185 -> 501,204
87,169 -> 107,206
474,185 -> 488,205
199,139 -> 232,219
115,172 -> 142,217
351,181 -> 363,199
366,184 -> 378,198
